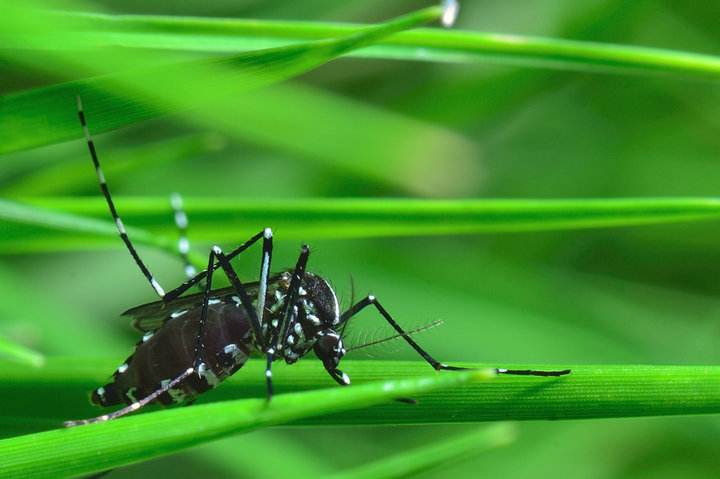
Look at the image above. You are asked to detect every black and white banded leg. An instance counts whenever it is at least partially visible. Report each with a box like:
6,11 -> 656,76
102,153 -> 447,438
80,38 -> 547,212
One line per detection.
79,96 -> 274,305
276,245 -> 310,350
211,243 -> 276,398
64,367 -> 195,427
78,96 -> 165,299
264,244 -> 310,400
339,296 -> 570,377
192,247 -> 221,372
170,192 -> 198,280
162,229 -> 272,303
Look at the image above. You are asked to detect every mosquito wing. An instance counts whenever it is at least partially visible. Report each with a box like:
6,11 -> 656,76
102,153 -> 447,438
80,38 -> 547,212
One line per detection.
123,283 -> 260,332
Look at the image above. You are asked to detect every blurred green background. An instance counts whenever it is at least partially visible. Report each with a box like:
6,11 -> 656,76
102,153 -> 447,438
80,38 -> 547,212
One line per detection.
3,0 -> 720,477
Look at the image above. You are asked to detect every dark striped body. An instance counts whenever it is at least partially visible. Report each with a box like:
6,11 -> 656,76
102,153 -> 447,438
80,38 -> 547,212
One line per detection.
92,272 -> 342,408
93,298 -> 253,407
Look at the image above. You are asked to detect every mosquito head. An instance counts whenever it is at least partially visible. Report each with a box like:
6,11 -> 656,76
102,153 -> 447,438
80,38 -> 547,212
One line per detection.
313,329 -> 349,385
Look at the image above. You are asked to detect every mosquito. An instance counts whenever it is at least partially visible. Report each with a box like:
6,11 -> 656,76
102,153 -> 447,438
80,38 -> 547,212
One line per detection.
64,97 -> 570,427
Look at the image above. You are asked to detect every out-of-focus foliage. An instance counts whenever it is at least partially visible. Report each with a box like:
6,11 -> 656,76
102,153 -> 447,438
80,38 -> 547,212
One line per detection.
2,0 -> 720,478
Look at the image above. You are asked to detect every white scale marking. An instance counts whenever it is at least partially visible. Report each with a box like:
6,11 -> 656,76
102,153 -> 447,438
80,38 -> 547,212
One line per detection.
142,331 -> 154,342
170,193 -> 183,210
257,246 -> 271,322
126,387 -> 139,403
197,362 -> 220,387
178,237 -> 190,254
441,0 -> 459,28
174,211 -> 188,229
115,217 -> 126,235
171,309 -> 188,319
117,363 -> 128,374
95,166 -> 106,184
224,343 -> 240,355
151,278 -> 165,297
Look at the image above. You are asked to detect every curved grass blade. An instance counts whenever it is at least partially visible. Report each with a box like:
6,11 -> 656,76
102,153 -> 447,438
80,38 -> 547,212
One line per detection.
0,336 -> 44,368
3,196 -> 720,253
3,359 -> 720,439
0,1 -> 451,155
43,11 -> 720,79
0,368 -> 485,479
328,423 -> 517,479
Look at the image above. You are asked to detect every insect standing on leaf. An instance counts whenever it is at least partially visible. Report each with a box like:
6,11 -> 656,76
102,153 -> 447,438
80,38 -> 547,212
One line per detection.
64,96 -> 571,427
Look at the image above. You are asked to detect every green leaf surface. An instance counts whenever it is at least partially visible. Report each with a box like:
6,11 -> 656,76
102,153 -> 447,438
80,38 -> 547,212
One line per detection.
0,1 -> 447,155
0,134 -> 223,196
328,423 -> 517,479
3,197 -> 720,253
26,11 -> 720,79
2,359 -> 720,440
0,367 -> 484,479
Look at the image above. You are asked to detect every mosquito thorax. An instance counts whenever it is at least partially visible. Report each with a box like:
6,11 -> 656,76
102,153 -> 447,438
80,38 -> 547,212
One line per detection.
268,271 -> 340,363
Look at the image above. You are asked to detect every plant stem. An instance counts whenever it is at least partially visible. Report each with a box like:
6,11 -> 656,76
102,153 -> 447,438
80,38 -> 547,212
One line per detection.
2,359 -> 720,438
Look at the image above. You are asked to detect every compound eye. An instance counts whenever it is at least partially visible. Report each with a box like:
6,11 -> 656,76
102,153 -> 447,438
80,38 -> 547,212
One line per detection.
314,331 -> 343,367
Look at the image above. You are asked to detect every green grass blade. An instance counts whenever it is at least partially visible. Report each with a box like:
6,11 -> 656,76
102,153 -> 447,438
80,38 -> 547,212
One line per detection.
0,197 -> 173,252
3,359 -> 720,439
0,336 -> 44,368
0,2 -> 448,155
47,11 -> 720,79
3,197 -> 720,253
0,368 -> 484,479
1,134 -> 222,196
328,423 -> 517,479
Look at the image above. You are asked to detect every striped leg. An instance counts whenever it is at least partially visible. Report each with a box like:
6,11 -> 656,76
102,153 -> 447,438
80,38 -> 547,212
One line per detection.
339,296 -> 571,377
77,96 -> 165,299
163,228 -> 272,303
264,245 -> 309,400
63,367 -> 195,427
213,243 -> 275,399
170,193 -> 197,279
78,97 -> 273,304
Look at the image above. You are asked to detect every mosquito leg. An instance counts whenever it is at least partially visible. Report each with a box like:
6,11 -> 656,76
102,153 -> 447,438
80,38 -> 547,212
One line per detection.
213,243 -> 276,399
192,247 -> 219,372
340,295 -> 571,376
340,295 -> 458,371
212,246 -> 267,351
264,352 -> 274,401
170,192 -> 199,280
275,245 -> 310,350
77,96 -> 165,299
265,245 -> 309,401
163,229 -> 268,302
64,367 -> 195,427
